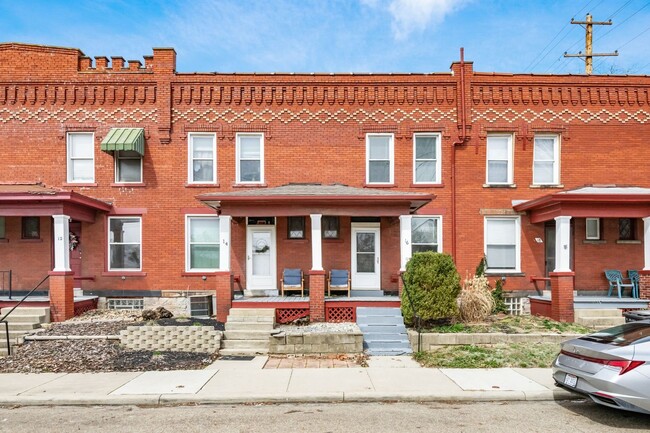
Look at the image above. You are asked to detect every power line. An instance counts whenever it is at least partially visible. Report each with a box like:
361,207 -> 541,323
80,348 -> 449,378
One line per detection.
594,1 -> 650,43
592,24 -> 650,71
564,14 -> 618,74
606,0 -> 634,19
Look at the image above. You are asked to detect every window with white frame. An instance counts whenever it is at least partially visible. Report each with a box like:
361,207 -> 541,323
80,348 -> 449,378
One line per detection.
236,133 -> 263,183
186,216 -> 220,271
366,134 -> 394,184
411,216 -> 441,253
108,217 -> 141,271
413,133 -> 441,184
586,218 -> 601,240
486,134 -> 513,185
188,133 -> 217,184
115,150 -> 143,183
533,134 -> 559,185
67,132 -> 95,183
484,217 -> 520,272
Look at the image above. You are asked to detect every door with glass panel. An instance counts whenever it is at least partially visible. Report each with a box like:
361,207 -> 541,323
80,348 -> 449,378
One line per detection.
246,226 -> 277,291
351,224 -> 381,289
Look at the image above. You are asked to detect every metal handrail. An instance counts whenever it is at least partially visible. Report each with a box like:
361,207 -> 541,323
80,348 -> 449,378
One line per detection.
0,274 -> 49,356
400,273 -> 423,353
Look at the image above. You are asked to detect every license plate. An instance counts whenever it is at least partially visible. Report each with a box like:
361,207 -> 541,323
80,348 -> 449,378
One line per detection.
564,373 -> 578,387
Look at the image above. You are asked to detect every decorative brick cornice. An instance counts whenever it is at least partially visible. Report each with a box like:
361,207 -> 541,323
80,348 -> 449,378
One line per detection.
0,83 -> 157,106
0,107 -> 158,124
472,108 -> 650,124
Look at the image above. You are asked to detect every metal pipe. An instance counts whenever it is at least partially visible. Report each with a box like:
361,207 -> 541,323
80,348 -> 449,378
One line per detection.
451,47 -> 469,261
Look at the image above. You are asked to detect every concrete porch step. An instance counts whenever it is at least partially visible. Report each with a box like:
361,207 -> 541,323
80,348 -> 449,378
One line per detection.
366,348 -> 413,356
0,314 -> 47,324
574,309 -> 624,318
221,339 -> 270,350
358,324 -> 407,333
1,307 -> 50,322
224,322 -> 275,331
223,330 -> 273,340
6,322 -> 41,332
228,308 -> 275,317
575,316 -> 626,328
219,348 -> 270,356
364,340 -> 413,350
226,315 -> 275,323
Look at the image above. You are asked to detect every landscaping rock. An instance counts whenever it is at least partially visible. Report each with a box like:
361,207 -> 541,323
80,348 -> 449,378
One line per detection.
142,307 -> 174,320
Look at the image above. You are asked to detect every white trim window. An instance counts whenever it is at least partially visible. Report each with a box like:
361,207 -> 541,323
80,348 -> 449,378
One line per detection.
188,133 -> 217,184
586,218 -> 601,240
486,134 -> 513,185
186,216 -> 220,271
366,133 -> 394,184
411,216 -> 442,253
108,217 -> 142,271
115,150 -> 143,183
484,217 -> 520,272
413,133 -> 441,184
67,132 -> 95,183
533,134 -> 559,185
236,133 -> 264,184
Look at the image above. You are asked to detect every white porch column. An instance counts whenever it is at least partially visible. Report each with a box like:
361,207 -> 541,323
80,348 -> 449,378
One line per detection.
52,214 -> 71,272
643,217 -> 650,271
399,215 -> 412,271
219,215 -> 232,271
554,216 -> 572,272
310,214 -> 323,271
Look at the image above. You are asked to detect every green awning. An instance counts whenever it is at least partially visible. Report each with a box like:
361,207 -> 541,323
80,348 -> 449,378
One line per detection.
101,128 -> 145,155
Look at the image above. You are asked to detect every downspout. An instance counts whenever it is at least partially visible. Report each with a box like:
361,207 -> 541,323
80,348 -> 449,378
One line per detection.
451,48 -> 469,261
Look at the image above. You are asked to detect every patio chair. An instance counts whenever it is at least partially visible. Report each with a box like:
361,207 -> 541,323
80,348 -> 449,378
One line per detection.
327,269 -> 351,297
628,270 -> 640,299
280,268 -> 304,296
604,269 -> 635,299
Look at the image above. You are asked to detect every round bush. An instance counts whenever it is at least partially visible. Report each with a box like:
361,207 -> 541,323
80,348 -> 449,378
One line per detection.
401,252 -> 461,325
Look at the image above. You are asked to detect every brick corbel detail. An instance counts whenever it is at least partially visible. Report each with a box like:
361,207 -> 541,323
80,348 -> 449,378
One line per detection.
48,271 -> 75,322
549,272 -> 575,323
308,270 -> 326,322
638,270 -> 650,301
214,271 -> 233,322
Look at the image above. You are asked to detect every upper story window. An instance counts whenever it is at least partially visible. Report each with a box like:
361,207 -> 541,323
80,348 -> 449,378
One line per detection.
236,133 -> 264,184
322,216 -> 340,239
67,132 -> 95,183
484,216 -> 520,273
366,134 -> 394,184
21,217 -> 40,240
186,216 -> 220,271
108,217 -> 142,271
486,134 -> 513,185
411,216 -> 441,253
115,151 -> 142,183
287,216 -> 305,239
533,134 -> 559,185
188,133 -> 217,184
413,133 -> 441,184
586,218 -> 601,240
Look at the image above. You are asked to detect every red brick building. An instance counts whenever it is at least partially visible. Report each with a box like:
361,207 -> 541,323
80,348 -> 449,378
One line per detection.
1,42 -> 650,322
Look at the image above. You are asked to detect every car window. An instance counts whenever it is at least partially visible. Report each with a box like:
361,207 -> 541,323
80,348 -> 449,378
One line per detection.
580,322 -> 650,347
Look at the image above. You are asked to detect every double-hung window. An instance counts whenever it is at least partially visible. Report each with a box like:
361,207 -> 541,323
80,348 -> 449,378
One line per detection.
413,133 -> 441,184
186,216 -> 220,271
115,151 -> 142,183
188,133 -> 217,184
586,218 -> 601,240
67,132 -> 95,183
411,216 -> 441,253
108,217 -> 142,271
533,134 -> 559,185
236,133 -> 264,183
486,134 -> 513,185
484,217 -> 520,272
366,134 -> 394,184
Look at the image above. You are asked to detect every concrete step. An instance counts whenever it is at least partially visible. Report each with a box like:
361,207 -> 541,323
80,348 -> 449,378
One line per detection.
367,348 -> 413,356
576,316 -> 626,328
574,309 -> 623,318
226,315 -> 275,323
357,307 -> 402,316
1,314 -> 47,324
5,322 -> 41,332
358,324 -> 407,333
219,348 -> 269,356
1,307 -> 50,321
221,339 -> 269,350
228,308 -> 275,317
360,332 -> 409,341
224,330 -> 273,340
225,322 -> 275,331
357,316 -> 404,325
364,340 -> 412,350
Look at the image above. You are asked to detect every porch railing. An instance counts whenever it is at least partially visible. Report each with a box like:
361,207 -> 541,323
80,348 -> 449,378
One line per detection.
0,270 -> 12,299
0,274 -> 49,356
400,273 -> 422,353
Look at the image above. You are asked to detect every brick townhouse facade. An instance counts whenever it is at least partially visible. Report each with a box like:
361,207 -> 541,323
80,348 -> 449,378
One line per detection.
1,42 -> 650,322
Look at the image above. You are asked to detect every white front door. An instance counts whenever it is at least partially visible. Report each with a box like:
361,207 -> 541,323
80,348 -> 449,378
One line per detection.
351,224 -> 381,289
246,226 -> 277,291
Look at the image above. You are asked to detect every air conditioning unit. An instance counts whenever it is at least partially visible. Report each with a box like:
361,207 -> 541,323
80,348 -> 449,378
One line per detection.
189,295 -> 213,318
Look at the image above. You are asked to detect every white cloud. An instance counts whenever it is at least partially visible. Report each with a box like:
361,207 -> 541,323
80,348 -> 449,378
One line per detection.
387,0 -> 469,40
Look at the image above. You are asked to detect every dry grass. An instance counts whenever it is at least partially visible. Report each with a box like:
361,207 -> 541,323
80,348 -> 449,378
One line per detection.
457,275 -> 494,322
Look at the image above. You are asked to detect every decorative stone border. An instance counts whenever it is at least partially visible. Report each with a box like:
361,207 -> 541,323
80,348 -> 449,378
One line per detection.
119,326 -> 222,353
270,331 -> 363,354
409,331 -> 583,352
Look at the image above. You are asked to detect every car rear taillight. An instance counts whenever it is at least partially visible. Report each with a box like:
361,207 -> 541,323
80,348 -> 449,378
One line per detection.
560,350 -> 645,375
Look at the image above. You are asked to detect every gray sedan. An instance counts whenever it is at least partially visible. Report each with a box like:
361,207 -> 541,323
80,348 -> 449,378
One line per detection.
552,320 -> 650,415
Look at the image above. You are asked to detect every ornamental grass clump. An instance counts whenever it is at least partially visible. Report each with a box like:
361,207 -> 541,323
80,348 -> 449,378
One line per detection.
458,273 -> 495,323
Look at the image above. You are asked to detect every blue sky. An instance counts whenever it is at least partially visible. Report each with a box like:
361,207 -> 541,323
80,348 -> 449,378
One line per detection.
2,0 -> 649,74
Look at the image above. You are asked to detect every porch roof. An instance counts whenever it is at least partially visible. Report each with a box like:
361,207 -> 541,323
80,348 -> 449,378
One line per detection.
197,183 -> 434,217
0,184 -> 112,222
513,186 -> 650,223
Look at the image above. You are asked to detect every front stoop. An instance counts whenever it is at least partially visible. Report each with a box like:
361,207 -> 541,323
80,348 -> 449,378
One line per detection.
220,308 -> 275,356
356,307 -> 412,356
574,308 -> 626,329
0,307 -> 50,357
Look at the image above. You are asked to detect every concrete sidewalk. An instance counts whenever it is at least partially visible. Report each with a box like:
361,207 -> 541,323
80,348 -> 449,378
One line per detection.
0,356 -> 575,406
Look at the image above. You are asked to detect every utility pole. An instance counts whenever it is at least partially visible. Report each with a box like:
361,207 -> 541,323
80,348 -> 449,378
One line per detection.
564,13 -> 618,74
